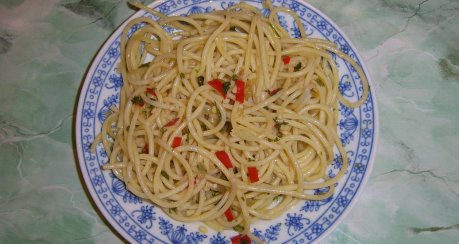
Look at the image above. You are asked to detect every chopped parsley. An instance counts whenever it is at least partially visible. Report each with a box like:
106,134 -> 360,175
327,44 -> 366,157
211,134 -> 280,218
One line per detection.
274,117 -> 288,131
233,224 -> 245,232
274,136 -> 281,142
294,62 -> 302,72
231,74 -> 238,81
180,72 -> 185,79
214,101 -> 222,120
222,81 -> 231,95
131,96 -> 144,106
197,76 -> 204,86
210,190 -> 219,197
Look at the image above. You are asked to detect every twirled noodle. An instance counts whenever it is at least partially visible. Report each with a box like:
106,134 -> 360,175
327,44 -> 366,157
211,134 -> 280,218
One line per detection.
92,0 -> 369,241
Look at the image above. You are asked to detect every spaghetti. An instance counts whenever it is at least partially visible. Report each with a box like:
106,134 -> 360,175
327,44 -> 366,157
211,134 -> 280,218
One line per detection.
92,0 -> 369,240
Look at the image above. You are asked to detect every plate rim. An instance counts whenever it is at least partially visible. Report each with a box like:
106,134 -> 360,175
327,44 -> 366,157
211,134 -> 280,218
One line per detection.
74,0 -> 379,243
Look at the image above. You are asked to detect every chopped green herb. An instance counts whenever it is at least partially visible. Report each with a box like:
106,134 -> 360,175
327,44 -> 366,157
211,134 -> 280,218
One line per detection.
317,78 -> 324,87
233,224 -> 245,232
160,127 -> 166,133
210,190 -> 219,197
248,157 -> 254,162
273,195 -> 281,202
214,101 -> 222,120
197,76 -> 204,86
274,117 -> 288,131
274,136 -> 281,142
186,133 -> 190,143
231,74 -> 238,81
131,96 -> 144,106
294,62 -> 302,72
180,72 -> 185,79
222,81 -> 231,95
169,207 -> 177,213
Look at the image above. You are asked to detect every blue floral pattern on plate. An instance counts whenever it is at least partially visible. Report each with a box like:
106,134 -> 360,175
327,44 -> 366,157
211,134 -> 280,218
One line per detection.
75,0 -> 378,243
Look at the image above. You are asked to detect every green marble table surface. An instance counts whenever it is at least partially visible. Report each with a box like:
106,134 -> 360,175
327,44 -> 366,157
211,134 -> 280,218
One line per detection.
0,0 -> 458,243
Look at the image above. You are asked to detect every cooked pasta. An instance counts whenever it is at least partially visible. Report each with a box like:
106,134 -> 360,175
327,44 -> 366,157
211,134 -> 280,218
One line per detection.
92,0 -> 368,241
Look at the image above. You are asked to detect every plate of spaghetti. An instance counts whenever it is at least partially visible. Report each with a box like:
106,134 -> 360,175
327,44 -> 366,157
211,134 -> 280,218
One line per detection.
75,0 -> 378,243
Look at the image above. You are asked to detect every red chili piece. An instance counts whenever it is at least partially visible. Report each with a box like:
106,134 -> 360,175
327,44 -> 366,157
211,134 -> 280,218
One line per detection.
235,79 -> 245,104
164,118 -> 179,127
240,235 -> 251,244
146,88 -> 156,96
224,208 -> 234,222
208,79 -> 227,98
215,151 -> 233,168
282,56 -> 291,65
171,137 -> 182,148
247,166 -> 259,183
143,144 -> 149,154
231,235 -> 241,244
231,235 -> 252,244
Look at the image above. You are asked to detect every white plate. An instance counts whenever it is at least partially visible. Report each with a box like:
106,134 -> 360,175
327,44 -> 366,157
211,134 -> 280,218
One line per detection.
75,0 -> 379,243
